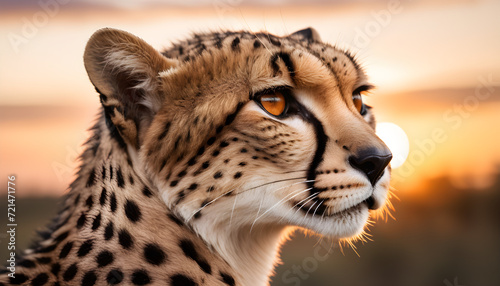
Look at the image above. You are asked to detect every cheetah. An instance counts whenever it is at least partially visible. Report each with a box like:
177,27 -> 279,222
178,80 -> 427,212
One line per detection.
0,27 -> 392,286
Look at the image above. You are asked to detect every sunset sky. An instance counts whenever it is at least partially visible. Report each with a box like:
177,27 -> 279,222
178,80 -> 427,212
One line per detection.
1,0 -> 499,196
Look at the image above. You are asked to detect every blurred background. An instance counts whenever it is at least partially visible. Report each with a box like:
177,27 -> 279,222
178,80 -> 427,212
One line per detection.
1,0 -> 499,285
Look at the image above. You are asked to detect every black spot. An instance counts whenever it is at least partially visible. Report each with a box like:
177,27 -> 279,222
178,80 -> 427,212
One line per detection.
159,159 -> 167,171
81,271 -> 97,286
187,157 -> 197,166
59,241 -> 73,259
188,183 -> 198,190
332,56 -> 337,62
180,239 -> 212,274
216,125 -> 224,133
142,187 -> 153,197
96,250 -> 114,267
252,156 -> 258,159
9,273 -> 28,284
220,272 -> 235,286
170,274 -> 197,286
131,269 -> 151,285
110,192 -> 117,213
170,180 -> 178,187
124,200 -> 142,223
101,165 -> 106,180
219,141 -> 229,148
193,211 -> 202,219
213,172 -> 223,179
106,269 -> 123,285
143,244 -> 167,266
129,175 -> 134,185
238,162 -> 247,166
18,259 -> 35,268
253,40 -> 261,48
215,36 -> 223,49
51,263 -> 61,276
269,37 -> 281,47
158,122 -> 171,140
76,212 -> 86,229
177,170 -> 187,178
36,257 -> 52,265
104,221 -> 114,240
92,213 -> 102,231
179,240 -> 197,259
175,190 -> 186,204
116,167 -> 125,188
98,188 -> 107,206
86,168 -> 96,187
118,229 -> 133,250
63,263 -> 78,281
109,165 -> 114,180
240,148 -> 248,153
206,186 -> 215,192
200,199 -> 210,209
77,239 -> 93,257
85,196 -> 93,208
168,213 -> 183,226
197,146 -> 205,156
202,161 -> 210,169
54,230 -> 69,243
231,37 -> 240,50
207,137 -> 216,145
212,150 -> 220,157
234,172 -> 242,179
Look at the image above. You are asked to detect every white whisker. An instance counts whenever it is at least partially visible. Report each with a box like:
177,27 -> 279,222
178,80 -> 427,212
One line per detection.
312,200 -> 324,217
187,177 -> 313,222
250,187 -> 312,231
186,189 -> 235,222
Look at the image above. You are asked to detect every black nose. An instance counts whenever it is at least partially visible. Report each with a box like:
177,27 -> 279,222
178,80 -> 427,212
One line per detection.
348,148 -> 392,186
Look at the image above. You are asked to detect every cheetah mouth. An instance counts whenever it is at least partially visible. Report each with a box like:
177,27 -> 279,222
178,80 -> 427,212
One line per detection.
293,195 -> 376,217
326,196 -> 375,217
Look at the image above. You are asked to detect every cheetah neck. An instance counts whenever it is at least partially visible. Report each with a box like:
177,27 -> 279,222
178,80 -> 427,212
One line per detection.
194,215 -> 287,286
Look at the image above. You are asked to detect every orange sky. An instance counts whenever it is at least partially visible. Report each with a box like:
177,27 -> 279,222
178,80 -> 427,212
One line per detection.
1,1 -> 499,196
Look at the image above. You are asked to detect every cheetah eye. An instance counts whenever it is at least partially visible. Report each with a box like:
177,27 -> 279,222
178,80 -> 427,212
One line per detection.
352,87 -> 369,115
256,91 -> 287,117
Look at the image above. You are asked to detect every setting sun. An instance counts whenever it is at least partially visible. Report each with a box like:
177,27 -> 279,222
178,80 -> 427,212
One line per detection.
376,122 -> 409,169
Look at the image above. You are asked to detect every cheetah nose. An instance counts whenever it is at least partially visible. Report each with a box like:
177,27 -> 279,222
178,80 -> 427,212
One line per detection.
348,147 -> 392,186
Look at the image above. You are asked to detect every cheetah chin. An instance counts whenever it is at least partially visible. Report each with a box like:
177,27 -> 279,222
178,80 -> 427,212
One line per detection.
1,27 -> 392,286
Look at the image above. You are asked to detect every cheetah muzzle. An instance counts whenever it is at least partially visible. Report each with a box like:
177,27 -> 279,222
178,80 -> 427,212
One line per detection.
1,27 -> 392,286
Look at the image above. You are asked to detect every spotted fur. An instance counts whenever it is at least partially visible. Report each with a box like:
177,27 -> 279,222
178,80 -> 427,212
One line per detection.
0,27 -> 392,286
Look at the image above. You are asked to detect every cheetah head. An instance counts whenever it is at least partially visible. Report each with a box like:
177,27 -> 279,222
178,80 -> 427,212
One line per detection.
84,27 -> 392,247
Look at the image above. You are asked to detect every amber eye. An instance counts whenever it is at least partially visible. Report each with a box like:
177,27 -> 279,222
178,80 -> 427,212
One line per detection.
352,90 -> 367,115
259,92 -> 287,116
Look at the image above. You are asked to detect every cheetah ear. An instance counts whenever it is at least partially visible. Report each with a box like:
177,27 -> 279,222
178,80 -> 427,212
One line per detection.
289,27 -> 322,43
84,28 -> 179,148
